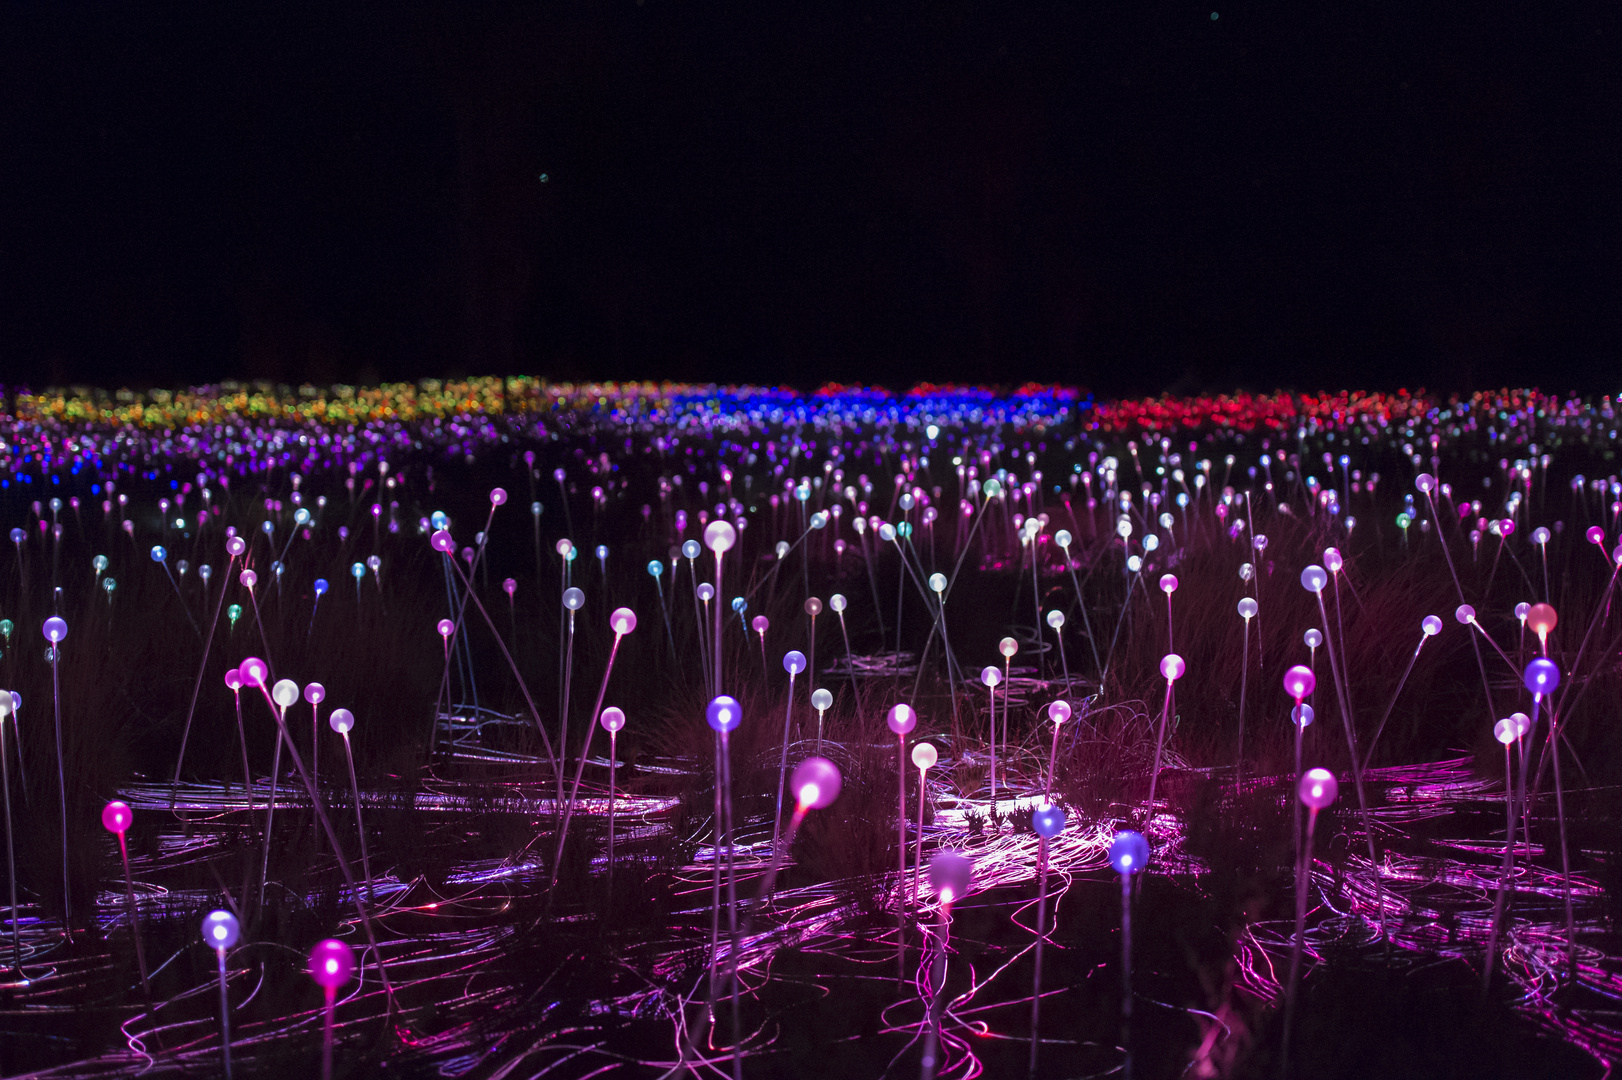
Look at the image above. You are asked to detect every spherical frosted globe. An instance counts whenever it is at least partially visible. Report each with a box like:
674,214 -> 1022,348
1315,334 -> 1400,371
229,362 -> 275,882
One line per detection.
886,703 -> 917,735
783,650 -> 806,675
1282,664 -> 1315,701
1055,529 -> 1072,548
1514,602 -> 1530,622
150,545 -> 167,563
1048,700 -> 1072,724
1159,573 -> 1178,595
1532,526 -> 1550,546
303,682 -> 325,705
805,597 -> 823,615
829,594 -> 847,613
437,618 -> 454,639
1032,803 -> 1066,839
1510,711 -> 1531,737
42,617 -> 67,643
1422,615 -> 1442,636
1292,703 -> 1315,729
308,939 -> 355,990
1494,718 -> 1518,746
240,657 -> 269,686
1527,602 -> 1558,637
999,637 -> 1018,658
101,800 -> 132,833
1160,653 -> 1185,681
811,688 -> 833,711
706,695 -> 742,733
610,607 -> 637,635
431,530 -> 455,554
489,487 -> 507,506
271,679 -> 300,708
1523,658 -> 1560,695
696,583 -> 714,602
240,569 -> 257,589
1109,830 -> 1150,875
1323,547 -> 1344,573
751,615 -> 769,633
681,540 -> 700,560
226,535 -> 247,557
792,756 -> 842,809
1415,473 -> 1436,494
1455,603 -> 1475,624
202,909 -> 240,950
563,587 -> 585,611
1303,629 -> 1322,649
1237,597 -> 1258,619
911,742 -> 938,770
980,665 -> 1001,687
1298,768 -> 1339,810
703,520 -> 736,553
329,708 -> 355,734
599,706 -> 626,733
1299,565 -> 1327,593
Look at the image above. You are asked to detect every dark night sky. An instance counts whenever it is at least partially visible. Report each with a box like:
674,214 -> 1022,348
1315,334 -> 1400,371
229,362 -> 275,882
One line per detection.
1,2 -> 1618,395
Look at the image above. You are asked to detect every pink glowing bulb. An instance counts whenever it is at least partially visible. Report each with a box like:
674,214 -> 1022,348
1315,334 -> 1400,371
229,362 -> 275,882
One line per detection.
1047,700 -> 1072,724
240,657 -> 269,686
307,939 -> 355,990
1588,526 -> 1605,545
1159,653 -> 1185,681
239,569 -> 257,589
303,682 -> 325,705
101,800 -> 133,834
1159,573 -> 1178,594
1282,664 -> 1315,701
609,607 -> 637,635
503,578 -> 517,597
1298,767 -> 1339,810
1415,473 -> 1436,494
599,706 -> 626,733
1510,711 -> 1531,737
886,703 -> 917,735
489,487 -> 507,506
751,615 -> 769,634
437,619 -> 454,639
430,530 -> 455,554
1323,547 -> 1344,573
1422,615 -> 1442,636
1454,603 -> 1475,624
226,535 -> 246,557
1527,603 -> 1557,637
224,667 -> 244,692
805,597 -> 823,616
999,637 -> 1018,658
792,755 -> 842,809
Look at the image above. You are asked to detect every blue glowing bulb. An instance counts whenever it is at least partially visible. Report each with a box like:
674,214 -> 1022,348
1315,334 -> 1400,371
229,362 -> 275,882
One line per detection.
1109,830 -> 1150,875
313,578 -> 329,596
1033,804 -> 1066,839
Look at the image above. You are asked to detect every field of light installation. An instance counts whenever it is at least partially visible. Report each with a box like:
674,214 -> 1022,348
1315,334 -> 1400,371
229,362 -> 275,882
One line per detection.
0,379 -> 1618,1078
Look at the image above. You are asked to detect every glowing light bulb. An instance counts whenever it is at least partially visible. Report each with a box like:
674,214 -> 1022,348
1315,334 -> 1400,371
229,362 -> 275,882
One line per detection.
886,703 -> 917,735
303,682 -> 325,705
201,910 -> 240,950
696,583 -> 714,603
805,596 -> 823,616
271,679 -> 299,708
1237,597 -> 1258,620
1523,658 -> 1560,695
1527,602 -> 1557,637
329,708 -> 355,734
1282,664 -> 1315,701
1159,573 -> 1178,594
1510,711 -> 1531,737
1109,830 -> 1150,875
1455,603 -> 1475,624
751,615 -> 769,634
599,706 -> 626,733
980,665 -> 1001,687
1292,703 -> 1314,729
240,657 -> 268,686
1299,565 -> 1327,593
792,756 -> 842,809
1422,615 -> 1442,636
101,800 -> 133,834
928,573 -> 947,594
1494,718 -> 1517,746
610,607 -> 637,635
928,850 -> 973,901
811,688 -> 833,711
42,617 -> 67,643
240,569 -> 257,589
1032,803 -> 1066,839
1159,653 -> 1185,681
829,594 -> 847,613
783,650 -> 806,675
563,587 -> 585,611
706,695 -> 742,733
999,636 -> 1018,658
1416,473 -> 1436,494
1298,767 -> 1339,810
911,742 -> 938,771
307,939 -> 355,990
703,520 -> 736,553
1303,629 -> 1322,649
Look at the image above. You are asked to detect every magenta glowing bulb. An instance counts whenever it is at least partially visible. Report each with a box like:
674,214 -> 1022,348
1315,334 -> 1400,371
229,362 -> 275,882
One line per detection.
437,618 -> 454,639
101,800 -> 133,834
1047,700 -> 1072,724
307,939 -> 355,990
791,755 -> 842,809
224,667 -> 244,691
1159,653 -> 1185,681
751,615 -> 769,634
1416,473 -> 1436,494
1159,573 -> 1178,594
886,703 -> 917,735
240,657 -> 269,686
239,568 -> 257,589
609,607 -> 637,635
226,535 -> 246,557
303,682 -> 326,705
1298,768 -> 1338,810
1282,664 -> 1315,701
599,706 -> 626,733
431,530 -> 455,554
1455,603 -> 1475,624
1588,526 -> 1605,545
503,578 -> 517,597
489,487 -> 507,506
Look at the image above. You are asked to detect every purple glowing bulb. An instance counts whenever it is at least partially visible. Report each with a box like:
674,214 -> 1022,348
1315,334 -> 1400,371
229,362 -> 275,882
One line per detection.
783,650 -> 806,675
329,708 -> 355,734
240,657 -> 269,687
1299,565 -> 1327,594
224,667 -> 244,692
980,665 -> 1001,687
202,910 -> 240,950
1047,700 -> 1072,724
42,616 -> 67,643
1109,830 -> 1150,875
489,487 -> 507,506
928,850 -> 973,905
599,706 -> 626,733
1422,615 -> 1442,636
307,939 -> 355,990
1032,803 -> 1066,839
1282,664 -> 1315,702
706,695 -> 742,733
886,703 -> 917,735
1455,603 -> 1475,624
791,756 -> 842,810
1523,658 -> 1560,695
1159,573 -> 1178,595
101,800 -> 133,834
1298,768 -> 1339,810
